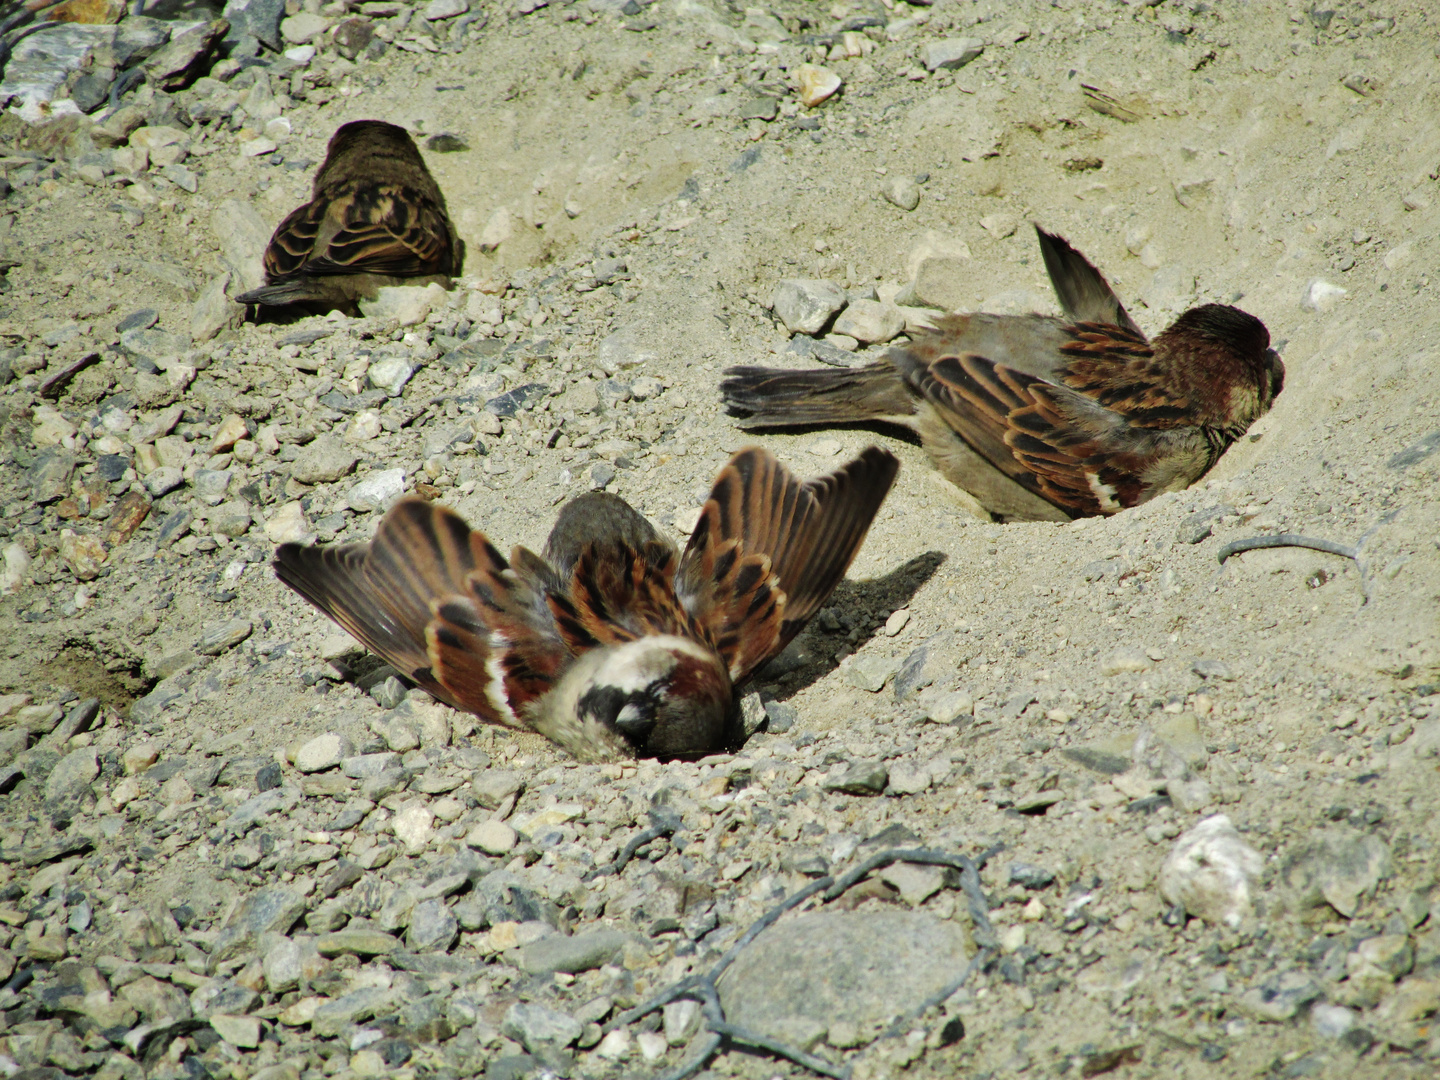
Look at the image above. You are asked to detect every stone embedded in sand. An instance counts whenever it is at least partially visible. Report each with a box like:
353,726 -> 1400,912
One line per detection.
797,63 -> 842,108
772,278 -> 847,335
923,37 -> 984,71
1159,814 -> 1264,927
881,174 -> 921,211
1302,278 -> 1347,312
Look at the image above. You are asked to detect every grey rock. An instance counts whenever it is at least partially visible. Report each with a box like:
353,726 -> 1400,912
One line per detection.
772,278 -> 847,335
343,753 -> 400,779
846,654 -> 899,692
881,175 -> 921,212
191,272 -> 240,342
211,199 -> 272,295
1284,826 -> 1393,918
1236,971 -> 1321,1022
262,936 -> 308,993
210,886 -> 308,970
786,333 -> 864,368
472,768 -> 523,809
192,979 -> 260,1017
119,974 -> 192,1024
823,760 -> 888,796
129,677 -> 189,724
1009,862 -> 1056,889
43,747 -> 98,819
1192,659 -> 1235,681
717,910 -> 970,1048
209,500 -> 252,537
223,0 -> 286,51
192,468 -> 232,504
503,1001 -> 583,1051
295,733 -> 353,773
199,618 -> 252,655
223,787 -> 299,835
291,435 -> 360,484
406,898 -> 459,953
121,327 -> 189,369
312,985 -> 395,1037
519,929 -> 629,975
144,17 -> 228,91
316,928 -> 400,957
144,466 -> 185,497
763,700 -> 798,733
29,446 -> 75,503
923,37 -> 983,71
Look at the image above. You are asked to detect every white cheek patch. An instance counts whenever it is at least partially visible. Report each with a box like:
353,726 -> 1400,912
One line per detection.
594,635 -> 713,691
1086,471 -> 1123,513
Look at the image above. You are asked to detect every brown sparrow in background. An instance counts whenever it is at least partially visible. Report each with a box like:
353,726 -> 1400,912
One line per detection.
273,447 -> 899,761
721,226 -> 1284,521
236,120 -> 463,310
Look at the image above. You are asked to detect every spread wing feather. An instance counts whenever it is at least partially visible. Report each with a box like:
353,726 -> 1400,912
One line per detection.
677,446 -> 899,684
273,498 -> 565,726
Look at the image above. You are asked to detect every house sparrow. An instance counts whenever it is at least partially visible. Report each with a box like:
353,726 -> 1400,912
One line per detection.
721,226 -> 1284,521
236,120 -> 463,310
272,446 -> 899,761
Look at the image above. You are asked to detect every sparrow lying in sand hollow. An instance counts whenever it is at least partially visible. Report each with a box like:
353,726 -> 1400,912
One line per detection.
721,226 -> 1284,521
273,447 -> 899,762
236,120 -> 462,310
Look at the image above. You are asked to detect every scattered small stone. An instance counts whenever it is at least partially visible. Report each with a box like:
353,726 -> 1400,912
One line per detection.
199,617 -> 253,655
823,760 -> 888,795
923,37 -> 984,71
881,175 -> 921,212
796,63 -> 842,108
295,733 -> 354,773
846,654 -> 900,692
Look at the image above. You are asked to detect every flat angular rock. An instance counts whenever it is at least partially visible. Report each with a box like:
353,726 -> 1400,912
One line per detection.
144,18 -> 229,90
503,1001 -> 583,1051
718,910 -> 970,1048
823,760 -> 888,795
406,898 -> 459,952
212,199 -> 272,295
290,435 -> 360,485
199,618 -> 252,655
223,0 -> 285,50
833,298 -> 904,343
1284,826 -> 1392,918
30,446 -> 76,502
316,928 -> 400,957
311,986 -> 394,1037
772,278 -> 847,335
519,928 -> 629,975
295,733 -> 353,773
210,886 -> 308,969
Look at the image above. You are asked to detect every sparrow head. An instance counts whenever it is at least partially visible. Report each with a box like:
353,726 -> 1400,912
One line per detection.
528,636 -> 733,763
1159,304 -> 1283,425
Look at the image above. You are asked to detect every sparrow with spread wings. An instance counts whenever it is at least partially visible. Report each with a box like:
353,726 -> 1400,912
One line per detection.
236,120 -> 463,310
721,226 -> 1284,521
273,447 -> 899,762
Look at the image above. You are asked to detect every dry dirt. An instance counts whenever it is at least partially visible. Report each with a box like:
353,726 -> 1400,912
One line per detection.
1,0 -> 1439,1078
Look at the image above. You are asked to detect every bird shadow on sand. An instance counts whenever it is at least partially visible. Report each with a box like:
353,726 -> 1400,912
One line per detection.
751,548 -> 948,705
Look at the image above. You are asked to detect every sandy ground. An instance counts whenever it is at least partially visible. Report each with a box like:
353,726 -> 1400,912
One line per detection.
0,0 -> 1439,1077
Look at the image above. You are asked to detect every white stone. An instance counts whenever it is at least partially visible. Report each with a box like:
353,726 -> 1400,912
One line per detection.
241,137 -> 277,158
212,414 -> 249,453
796,63 -> 841,108
347,468 -> 406,513
144,466 -> 184,496
342,410 -> 383,443
479,207 -> 513,252
393,802 -> 435,852
1,543 -> 32,595
887,761 -> 931,795
635,1031 -> 668,1062
368,356 -> 415,395
833,299 -> 904,344
264,117 -> 292,141
358,282 -> 447,326
595,1028 -> 631,1059
264,501 -> 315,545
1101,648 -> 1150,676
282,45 -> 316,64
883,608 -> 910,636
922,37 -> 984,71
1301,278 -> 1347,312
1159,814 -> 1264,928
980,211 -> 1019,239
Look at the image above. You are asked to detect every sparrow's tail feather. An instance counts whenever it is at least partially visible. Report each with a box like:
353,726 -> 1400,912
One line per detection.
1033,225 -> 1143,337
679,446 -> 900,683
719,363 -> 916,428
235,279 -> 336,307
